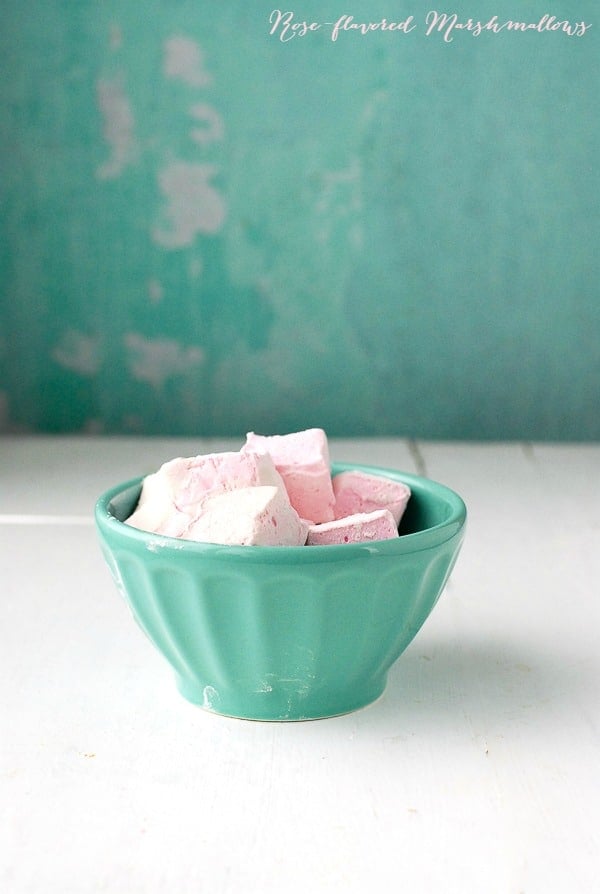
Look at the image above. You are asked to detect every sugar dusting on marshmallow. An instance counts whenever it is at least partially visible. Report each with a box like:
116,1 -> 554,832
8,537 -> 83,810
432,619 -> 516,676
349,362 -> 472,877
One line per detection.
182,486 -> 309,546
306,509 -> 399,546
161,450 -> 284,510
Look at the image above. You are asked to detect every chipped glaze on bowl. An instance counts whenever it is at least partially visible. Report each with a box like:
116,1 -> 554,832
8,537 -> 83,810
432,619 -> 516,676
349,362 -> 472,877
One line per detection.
95,463 -> 466,721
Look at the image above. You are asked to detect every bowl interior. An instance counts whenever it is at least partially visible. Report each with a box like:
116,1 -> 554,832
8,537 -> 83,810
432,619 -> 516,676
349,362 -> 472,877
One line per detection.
109,480 -> 144,523
397,481 -> 454,535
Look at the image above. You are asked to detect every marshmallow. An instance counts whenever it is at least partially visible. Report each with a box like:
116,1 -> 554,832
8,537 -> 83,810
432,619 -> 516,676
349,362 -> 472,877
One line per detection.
125,471 -> 190,535
182,486 -> 309,546
161,450 -> 284,510
306,509 -> 399,546
124,431 -> 412,548
332,470 -> 411,525
125,450 -> 283,535
243,428 -> 335,523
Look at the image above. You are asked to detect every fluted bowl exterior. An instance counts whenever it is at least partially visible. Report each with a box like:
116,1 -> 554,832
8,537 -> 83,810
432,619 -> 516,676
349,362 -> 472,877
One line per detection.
95,463 -> 466,720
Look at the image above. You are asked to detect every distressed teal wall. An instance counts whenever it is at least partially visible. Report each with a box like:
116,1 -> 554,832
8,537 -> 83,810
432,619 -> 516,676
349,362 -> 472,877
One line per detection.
1,1 -> 598,438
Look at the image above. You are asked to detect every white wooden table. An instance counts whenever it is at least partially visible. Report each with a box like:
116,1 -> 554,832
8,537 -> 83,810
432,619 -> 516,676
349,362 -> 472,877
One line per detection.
1,436 -> 599,893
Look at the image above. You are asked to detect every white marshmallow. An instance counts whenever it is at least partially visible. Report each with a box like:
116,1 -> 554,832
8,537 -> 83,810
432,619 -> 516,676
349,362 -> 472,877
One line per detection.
125,450 -> 284,536
181,486 -> 309,546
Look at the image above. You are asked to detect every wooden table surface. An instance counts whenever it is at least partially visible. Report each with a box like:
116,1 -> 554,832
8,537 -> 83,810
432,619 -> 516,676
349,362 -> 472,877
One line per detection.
1,436 -> 599,893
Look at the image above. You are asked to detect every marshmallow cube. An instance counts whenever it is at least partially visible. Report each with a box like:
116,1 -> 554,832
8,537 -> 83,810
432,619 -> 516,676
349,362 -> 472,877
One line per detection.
243,429 -> 335,524
125,450 -> 284,536
125,471 -> 190,536
182,486 -> 309,546
333,470 -> 411,526
162,450 -> 284,510
306,509 -> 399,546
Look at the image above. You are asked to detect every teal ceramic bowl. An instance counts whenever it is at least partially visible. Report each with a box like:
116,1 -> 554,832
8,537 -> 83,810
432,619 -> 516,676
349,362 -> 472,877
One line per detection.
95,463 -> 466,721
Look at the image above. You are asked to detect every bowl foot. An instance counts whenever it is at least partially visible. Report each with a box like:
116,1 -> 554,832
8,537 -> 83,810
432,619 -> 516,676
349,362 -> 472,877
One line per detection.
175,674 -> 388,722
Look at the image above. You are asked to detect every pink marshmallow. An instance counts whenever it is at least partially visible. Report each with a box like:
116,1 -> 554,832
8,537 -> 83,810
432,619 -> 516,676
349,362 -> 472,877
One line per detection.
124,436 -> 411,548
243,428 -> 335,523
333,470 -> 411,525
181,486 -> 309,546
306,509 -> 399,546
161,450 -> 284,510
125,450 -> 284,535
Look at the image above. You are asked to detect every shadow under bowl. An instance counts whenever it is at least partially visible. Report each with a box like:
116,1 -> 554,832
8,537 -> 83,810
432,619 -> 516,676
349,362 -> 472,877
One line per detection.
95,463 -> 466,721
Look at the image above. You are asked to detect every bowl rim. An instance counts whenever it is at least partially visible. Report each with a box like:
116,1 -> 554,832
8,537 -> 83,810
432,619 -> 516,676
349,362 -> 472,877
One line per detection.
95,462 -> 467,563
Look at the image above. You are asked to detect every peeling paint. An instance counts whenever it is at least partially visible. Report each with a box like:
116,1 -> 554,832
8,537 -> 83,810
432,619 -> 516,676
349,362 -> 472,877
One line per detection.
96,76 -> 137,180
147,279 -> 164,304
153,161 -> 226,248
164,36 -> 212,87
109,23 -> 123,51
188,257 -> 203,279
52,330 -> 101,375
316,159 -> 361,213
189,102 -> 224,146
124,332 -> 204,388
315,158 -> 363,246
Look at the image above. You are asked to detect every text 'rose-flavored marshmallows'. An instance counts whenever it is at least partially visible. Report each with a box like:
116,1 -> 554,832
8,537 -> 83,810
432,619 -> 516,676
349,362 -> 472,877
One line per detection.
125,428 -> 412,547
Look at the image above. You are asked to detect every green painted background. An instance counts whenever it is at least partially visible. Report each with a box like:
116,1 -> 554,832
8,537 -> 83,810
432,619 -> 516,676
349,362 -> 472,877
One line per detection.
1,1 -> 598,438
